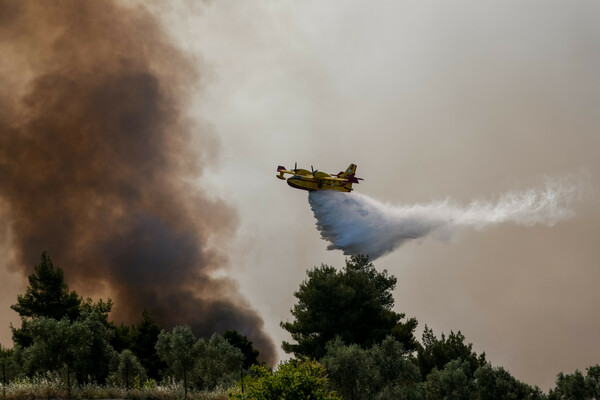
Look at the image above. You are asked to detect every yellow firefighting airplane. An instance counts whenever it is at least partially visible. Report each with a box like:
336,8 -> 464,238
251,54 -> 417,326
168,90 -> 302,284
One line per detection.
276,163 -> 363,192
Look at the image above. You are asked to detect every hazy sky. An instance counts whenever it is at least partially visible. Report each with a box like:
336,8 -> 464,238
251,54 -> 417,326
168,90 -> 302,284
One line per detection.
2,0 -> 599,391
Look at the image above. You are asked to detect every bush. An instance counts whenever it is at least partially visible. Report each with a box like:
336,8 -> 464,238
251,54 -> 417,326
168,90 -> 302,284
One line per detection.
228,358 -> 340,400
321,336 -> 422,400
108,349 -> 147,388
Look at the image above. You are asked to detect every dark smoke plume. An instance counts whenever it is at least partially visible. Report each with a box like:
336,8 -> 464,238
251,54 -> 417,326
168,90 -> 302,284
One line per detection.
0,1 -> 275,363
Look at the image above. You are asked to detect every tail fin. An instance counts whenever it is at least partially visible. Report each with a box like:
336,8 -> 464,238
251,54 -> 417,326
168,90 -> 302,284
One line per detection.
338,164 -> 357,178
337,163 -> 362,184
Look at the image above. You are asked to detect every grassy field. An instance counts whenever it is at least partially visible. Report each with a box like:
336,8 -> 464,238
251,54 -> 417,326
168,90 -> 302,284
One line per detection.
0,373 -> 230,400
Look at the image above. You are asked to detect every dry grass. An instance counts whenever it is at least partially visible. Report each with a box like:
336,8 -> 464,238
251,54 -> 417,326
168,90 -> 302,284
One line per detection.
0,373 -> 228,400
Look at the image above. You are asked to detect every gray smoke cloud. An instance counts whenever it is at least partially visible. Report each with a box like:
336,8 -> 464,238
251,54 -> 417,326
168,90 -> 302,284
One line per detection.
309,176 -> 584,260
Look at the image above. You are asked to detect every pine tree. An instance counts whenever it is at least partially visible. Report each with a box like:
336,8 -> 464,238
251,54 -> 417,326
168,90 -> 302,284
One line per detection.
11,251 -> 81,347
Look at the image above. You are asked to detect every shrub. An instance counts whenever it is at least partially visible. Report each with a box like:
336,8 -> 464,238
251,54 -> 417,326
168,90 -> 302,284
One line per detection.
228,358 -> 340,400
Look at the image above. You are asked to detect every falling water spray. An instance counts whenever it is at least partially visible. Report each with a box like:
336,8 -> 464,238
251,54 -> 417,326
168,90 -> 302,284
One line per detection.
309,177 -> 584,260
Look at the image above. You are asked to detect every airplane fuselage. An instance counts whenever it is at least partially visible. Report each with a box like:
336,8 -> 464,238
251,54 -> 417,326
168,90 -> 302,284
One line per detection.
286,176 -> 353,192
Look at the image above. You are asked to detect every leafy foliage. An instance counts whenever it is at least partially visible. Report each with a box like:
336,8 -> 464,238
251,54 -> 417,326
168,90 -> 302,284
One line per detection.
424,359 -> 474,400
156,326 -> 243,393
473,363 -> 545,400
11,252 -> 82,347
131,309 -> 165,380
6,251 -> 600,400
108,349 -> 147,388
21,309 -> 115,385
322,336 -> 421,400
74,306 -> 116,383
548,365 -> 600,400
11,252 -> 81,321
321,339 -> 373,400
0,344 -> 18,395
110,323 -> 133,353
223,330 -> 260,369
281,255 -> 418,359
156,325 -> 197,397
195,333 -> 243,390
417,325 -> 486,379
229,358 -> 340,400
22,317 -> 88,387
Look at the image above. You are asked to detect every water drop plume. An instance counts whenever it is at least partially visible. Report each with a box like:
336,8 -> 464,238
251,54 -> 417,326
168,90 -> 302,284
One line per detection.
309,177 -> 584,260
0,1 -> 275,363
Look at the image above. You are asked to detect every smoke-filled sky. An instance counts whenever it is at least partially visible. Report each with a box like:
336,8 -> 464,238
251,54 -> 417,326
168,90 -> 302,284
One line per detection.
0,0 -> 275,362
1,0 -> 600,390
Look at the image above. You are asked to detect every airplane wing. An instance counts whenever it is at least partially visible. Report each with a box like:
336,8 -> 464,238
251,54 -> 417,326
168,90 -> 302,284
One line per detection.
277,165 -> 314,180
276,166 -> 299,175
276,167 -> 294,180
320,175 -> 363,184
319,176 -> 349,183
277,166 -> 313,176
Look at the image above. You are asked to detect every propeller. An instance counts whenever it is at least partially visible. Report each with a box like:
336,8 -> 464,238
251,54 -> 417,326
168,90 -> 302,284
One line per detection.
311,165 -> 318,175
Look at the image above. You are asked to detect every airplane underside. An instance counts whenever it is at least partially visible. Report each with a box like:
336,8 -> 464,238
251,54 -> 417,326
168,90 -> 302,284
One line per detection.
287,177 -> 353,192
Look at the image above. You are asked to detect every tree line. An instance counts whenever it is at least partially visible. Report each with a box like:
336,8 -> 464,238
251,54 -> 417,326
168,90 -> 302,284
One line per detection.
1,252 -> 599,399
1,251 -> 258,396
239,255 -> 599,399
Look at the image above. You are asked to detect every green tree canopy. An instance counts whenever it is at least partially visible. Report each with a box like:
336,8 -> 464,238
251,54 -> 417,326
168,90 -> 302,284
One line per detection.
0,344 -> 18,396
321,339 -> 376,400
11,252 -> 82,347
423,359 -> 474,400
108,349 -> 147,389
156,325 -> 198,398
229,359 -> 341,400
281,255 -> 418,359
194,333 -> 243,390
131,309 -> 164,380
22,317 -> 90,388
224,330 -> 260,369
548,365 -> 600,400
474,364 -> 544,400
585,365 -> 600,399
156,326 -> 245,392
73,307 -> 116,384
11,251 -> 81,321
22,309 -> 116,386
417,325 -> 486,380
110,323 -> 133,354
322,336 -> 421,400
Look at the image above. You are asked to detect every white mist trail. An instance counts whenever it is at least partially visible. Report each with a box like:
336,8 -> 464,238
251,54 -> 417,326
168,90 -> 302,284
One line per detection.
308,177 -> 584,260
